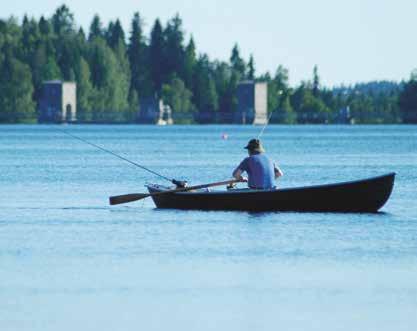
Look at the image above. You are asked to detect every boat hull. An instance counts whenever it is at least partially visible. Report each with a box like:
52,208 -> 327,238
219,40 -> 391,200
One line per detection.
147,173 -> 395,213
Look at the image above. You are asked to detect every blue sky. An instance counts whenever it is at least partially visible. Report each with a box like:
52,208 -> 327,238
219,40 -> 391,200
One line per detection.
3,0 -> 416,86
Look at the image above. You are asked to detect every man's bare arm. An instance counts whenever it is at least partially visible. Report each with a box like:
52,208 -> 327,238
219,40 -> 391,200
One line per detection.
233,168 -> 243,180
233,168 -> 248,182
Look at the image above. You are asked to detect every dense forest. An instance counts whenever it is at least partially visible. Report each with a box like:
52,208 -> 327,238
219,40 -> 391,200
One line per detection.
0,5 -> 416,124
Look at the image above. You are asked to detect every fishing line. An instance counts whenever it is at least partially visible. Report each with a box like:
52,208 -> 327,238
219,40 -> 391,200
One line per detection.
54,126 -> 174,183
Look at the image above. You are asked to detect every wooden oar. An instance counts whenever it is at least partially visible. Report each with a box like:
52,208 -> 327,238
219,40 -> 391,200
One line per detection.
109,178 -> 244,205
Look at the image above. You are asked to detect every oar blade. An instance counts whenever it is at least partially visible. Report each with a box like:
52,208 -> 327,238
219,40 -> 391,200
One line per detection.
109,193 -> 149,205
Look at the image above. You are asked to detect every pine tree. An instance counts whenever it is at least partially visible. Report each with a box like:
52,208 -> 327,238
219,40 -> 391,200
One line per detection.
274,65 -> 289,91
149,19 -> 165,95
128,12 -> 149,98
312,65 -> 320,97
247,54 -> 255,80
21,16 -> 40,64
164,14 -> 185,80
52,5 -> 75,36
38,16 -> 52,36
399,71 -> 417,123
230,44 -> 246,80
212,61 -> 232,114
89,15 -> 104,41
183,37 -> 196,89
107,19 -> 125,50
193,55 -> 218,122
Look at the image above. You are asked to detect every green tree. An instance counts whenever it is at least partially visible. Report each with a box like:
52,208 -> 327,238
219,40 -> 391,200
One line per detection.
41,56 -> 62,81
20,16 -> 40,64
56,37 -> 80,81
128,12 -> 149,98
77,27 -> 86,41
164,14 -> 185,80
52,5 -> 75,36
127,89 -> 139,122
247,54 -> 255,80
106,20 -> 131,102
161,75 -> 195,123
279,94 -> 296,124
212,61 -> 233,117
107,19 -> 125,50
38,16 -> 52,36
219,71 -> 239,122
230,44 -> 246,80
267,65 -> 291,123
88,38 -> 129,121
193,55 -> 218,122
0,56 -> 35,122
349,93 -> 375,123
183,37 -> 196,89
89,15 -> 104,41
274,65 -> 289,91
312,65 -> 320,97
149,19 -> 165,95
0,17 -> 21,51
74,56 -> 94,121
294,86 -> 331,123
399,71 -> 417,123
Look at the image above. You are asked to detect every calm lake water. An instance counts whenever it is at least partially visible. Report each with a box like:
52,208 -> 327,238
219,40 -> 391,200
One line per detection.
1,125 -> 417,331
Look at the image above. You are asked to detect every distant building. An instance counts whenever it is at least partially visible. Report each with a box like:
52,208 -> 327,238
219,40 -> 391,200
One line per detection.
235,81 -> 268,124
38,81 -> 77,123
138,97 -> 173,125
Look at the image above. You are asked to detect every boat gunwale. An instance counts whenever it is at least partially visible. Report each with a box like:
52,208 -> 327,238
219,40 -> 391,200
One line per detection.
146,172 -> 396,196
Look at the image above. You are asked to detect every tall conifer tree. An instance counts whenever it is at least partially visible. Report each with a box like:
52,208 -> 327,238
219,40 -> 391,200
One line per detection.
230,44 -> 246,80
164,14 -> 185,80
183,37 -> 196,89
89,15 -> 104,41
149,19 -> 165,95
128,12 -> 149,99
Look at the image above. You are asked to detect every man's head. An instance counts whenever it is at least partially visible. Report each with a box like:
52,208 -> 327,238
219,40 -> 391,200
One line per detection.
244,139 -> 265,155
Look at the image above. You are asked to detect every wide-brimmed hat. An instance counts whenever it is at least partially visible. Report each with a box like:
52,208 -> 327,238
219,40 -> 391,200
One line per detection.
244,139 -> 265,153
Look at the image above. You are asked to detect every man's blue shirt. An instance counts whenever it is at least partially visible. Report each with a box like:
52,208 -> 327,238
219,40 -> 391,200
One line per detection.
236,153 -> 276,189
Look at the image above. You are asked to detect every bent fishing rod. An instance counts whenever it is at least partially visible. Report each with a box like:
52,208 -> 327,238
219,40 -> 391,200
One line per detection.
56,127 -> 187,187
257,110 -> 274,140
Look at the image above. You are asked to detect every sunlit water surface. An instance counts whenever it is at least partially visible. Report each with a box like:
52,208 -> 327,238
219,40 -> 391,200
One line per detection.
1,125 -> 416,331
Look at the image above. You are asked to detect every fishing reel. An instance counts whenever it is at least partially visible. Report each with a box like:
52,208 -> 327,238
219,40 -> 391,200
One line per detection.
172,179 -> 188,188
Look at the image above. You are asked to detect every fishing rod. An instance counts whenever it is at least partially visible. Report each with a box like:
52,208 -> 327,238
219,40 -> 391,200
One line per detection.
55,127 -> 186,187
257,110 -> 274,140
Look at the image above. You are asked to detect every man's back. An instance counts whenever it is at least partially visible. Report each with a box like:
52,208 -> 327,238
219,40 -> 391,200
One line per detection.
236,153 -> 276,189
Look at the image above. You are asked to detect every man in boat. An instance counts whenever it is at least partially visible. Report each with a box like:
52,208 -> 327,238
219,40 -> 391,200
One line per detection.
232,139 -> 283,190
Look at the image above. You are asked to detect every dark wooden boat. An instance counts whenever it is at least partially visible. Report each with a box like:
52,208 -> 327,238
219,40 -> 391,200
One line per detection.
146,173 -> 395,213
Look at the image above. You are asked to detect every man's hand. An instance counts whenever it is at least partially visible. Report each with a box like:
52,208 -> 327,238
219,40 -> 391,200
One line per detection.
274,164 -> 283,179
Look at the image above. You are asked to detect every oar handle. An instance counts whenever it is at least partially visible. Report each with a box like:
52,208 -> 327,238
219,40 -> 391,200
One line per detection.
109,178 -> 244,205
149,178 -> 243,197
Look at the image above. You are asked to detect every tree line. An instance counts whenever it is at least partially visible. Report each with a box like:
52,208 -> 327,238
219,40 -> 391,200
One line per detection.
0,5 -> 416,124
